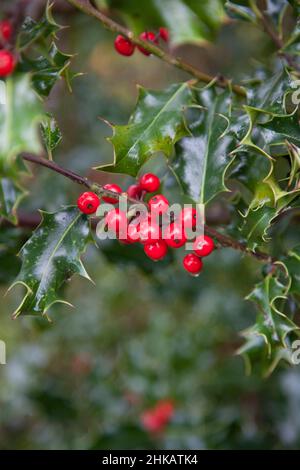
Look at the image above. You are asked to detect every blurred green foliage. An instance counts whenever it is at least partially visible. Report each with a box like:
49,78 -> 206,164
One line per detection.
0,1 -> 300,450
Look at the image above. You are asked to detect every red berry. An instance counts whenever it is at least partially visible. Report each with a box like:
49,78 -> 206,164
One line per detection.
114,35 -> 135,56
77,191 -> 100,214
179,207 -> 199,230
183,253 -> 203,275
155,399 -> 174,422
127,184 -> 143,199
148,194 -> 169,214
141,410 -> 164,433
138,31 -> 157,56
125,221 -> 140,243
102,183 -> 122,204
0,50 -> 15,77
139,218 -> 161,244
139,173 -> 160,192
0,20 -> 12,41
164,222 -> 187,248
144,240 -> 168,261
159,27 -> 169,42
193,235 -> 214,257
105,208 -> 127,234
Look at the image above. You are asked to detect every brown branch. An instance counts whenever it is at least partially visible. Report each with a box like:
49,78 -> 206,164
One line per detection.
66,0 -> 246,97
19,153 -> 275,264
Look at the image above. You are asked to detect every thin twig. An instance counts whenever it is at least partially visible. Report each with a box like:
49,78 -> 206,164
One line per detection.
66,0 -> 246,97
20,153 -> 274,264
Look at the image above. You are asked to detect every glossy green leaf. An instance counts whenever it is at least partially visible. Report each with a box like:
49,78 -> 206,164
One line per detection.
239,205 -> 279,250
0,178 -> 27,224
259,113 -> 300,149
107,0 -> 225,45
10,207 -> 92,318
40,114 -> 62,159
98,82 -> 193,177
247,69 -> 293,117
19,43 -> 74,97
0,74 -> 44,174
238,267 -> 299,376
170,88 -> 236,204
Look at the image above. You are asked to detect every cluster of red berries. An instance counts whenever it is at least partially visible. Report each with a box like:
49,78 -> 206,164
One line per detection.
141,399 -> 174,434
114,27 -> 169,57
77,173 -> 215,276
0,20 -> 15,77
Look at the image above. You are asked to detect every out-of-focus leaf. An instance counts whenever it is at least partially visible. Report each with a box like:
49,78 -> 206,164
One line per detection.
0,228 -> 23,284
40,114 -> 62,159
107,0 -> 225,45
98,82 -> 193,177
10,207 -> 92,318
0,178 -> 27,224
170,88 -> 236,204
225,1 -> 257,23
0,74 -> 44,175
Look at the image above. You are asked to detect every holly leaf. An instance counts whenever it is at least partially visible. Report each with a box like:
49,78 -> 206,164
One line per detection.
10,207 -> 92,318
16,2 -> 61,50
98,82 -> 193,177
239,204 -> 280,250
0,74 -> 44,175
0,178 -> 27,224
238,266 -> 299,375
284,246 -> 300,296
246,69 -> 293,117
19,42 -> 75,97
40,114 -> 62,159
258,113 -> 300,149
170,88 -> 236,204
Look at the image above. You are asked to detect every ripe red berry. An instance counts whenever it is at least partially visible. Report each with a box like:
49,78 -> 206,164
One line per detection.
127,184 -> 142,199
164,222 -> 187,248
148,194 -> 169,214
159,27 -> 169,42
179,207 -> 199,230
114,35 -> 135,56
124,221 -> 140,243
0,20 -> 12,41
102,183 -> 122,204
77,191 -> 100,214
193,235 -> 214,257
183,253 -> 203,275
0,50 -> 15,77
144,240 -> 168,261
105,208 -> 127,234
139,218 -> 161,244
138,31 -> 157,56
139,173 -> 160,192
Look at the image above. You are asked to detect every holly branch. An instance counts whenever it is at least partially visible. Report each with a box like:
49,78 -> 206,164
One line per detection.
66,0 -> 247,97
20,153 -> 275,264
